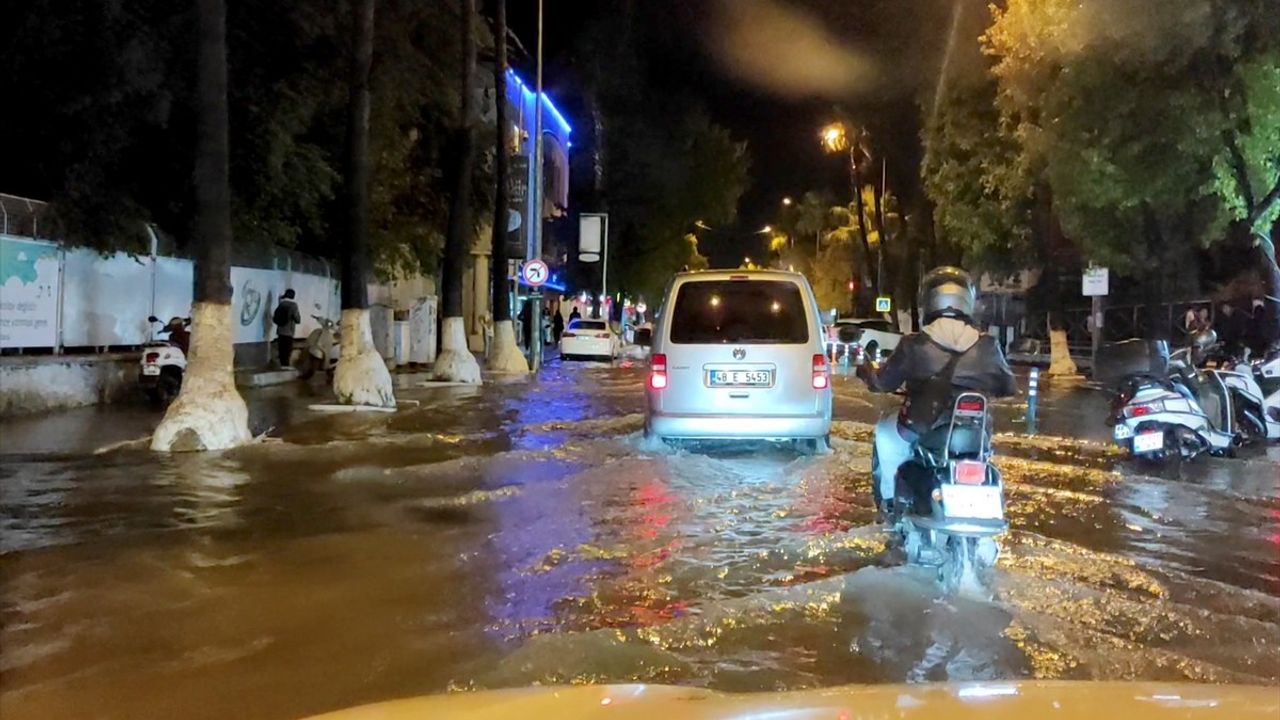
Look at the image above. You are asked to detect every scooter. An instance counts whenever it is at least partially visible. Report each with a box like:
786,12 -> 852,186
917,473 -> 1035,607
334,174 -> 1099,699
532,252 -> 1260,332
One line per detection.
1109,371 -> 1238,459
140,316 -> 189,406
298,315 -> 340,380
889,392 -> 1007,592
1221,350 -> 1280,442
1106,339 -> 1267,458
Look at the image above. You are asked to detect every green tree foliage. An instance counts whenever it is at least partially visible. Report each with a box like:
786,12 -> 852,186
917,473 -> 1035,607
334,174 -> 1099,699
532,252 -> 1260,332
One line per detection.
925,0 -> 1279,339
3,0 -> 190,251
578,11 -> 750,303
811,224 -> 858,316
2,0 -> 490,280
920,76 -> 1032,273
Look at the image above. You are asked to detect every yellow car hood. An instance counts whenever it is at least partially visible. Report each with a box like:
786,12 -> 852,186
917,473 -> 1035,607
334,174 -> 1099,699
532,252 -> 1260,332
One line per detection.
307,682 -> 1279,719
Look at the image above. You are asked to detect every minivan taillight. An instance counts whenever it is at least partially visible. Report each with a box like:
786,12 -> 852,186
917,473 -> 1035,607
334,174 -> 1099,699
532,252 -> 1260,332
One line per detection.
649,353 -> 668,390
812,354 -> 829,390
145,352 -> 160,363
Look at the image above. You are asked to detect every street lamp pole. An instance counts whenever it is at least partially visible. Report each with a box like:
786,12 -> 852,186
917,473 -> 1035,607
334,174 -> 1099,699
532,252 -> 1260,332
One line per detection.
876,157 -> 885,295
529,0 -> 544,372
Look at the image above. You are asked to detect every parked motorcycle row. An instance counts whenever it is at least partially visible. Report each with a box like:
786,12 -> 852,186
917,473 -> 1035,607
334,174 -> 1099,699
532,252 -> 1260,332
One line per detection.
1102,336 -> 1280,461
138,314 -> 342,406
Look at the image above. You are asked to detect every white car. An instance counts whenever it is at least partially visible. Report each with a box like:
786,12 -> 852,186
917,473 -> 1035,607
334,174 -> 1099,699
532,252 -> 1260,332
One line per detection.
560,318 -> 618,361
826,318 -> 902,363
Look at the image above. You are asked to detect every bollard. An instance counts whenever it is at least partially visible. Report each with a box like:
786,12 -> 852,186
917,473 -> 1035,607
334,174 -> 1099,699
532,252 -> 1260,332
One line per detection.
1026,366 -> 1040,435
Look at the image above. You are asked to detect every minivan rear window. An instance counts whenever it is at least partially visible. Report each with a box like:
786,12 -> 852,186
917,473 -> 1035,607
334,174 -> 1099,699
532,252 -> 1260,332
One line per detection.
669,280 -> 809,344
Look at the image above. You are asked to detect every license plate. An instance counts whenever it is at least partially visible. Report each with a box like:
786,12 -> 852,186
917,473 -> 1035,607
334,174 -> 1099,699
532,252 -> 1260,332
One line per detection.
1133,430 -> 1164,453
940,483 -> 1003,520
707,369 -> 772,387
142,365 -> 161,376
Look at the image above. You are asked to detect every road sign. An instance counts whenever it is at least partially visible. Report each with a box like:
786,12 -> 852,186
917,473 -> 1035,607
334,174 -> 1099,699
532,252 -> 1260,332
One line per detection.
521,259 -> 549,287
1082,267 -> 1109,296
579,213 -> 608,263
875,296 -> 892,313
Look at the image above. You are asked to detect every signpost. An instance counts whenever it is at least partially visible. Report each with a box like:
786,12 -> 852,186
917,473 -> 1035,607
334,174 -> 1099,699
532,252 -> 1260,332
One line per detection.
1082,266 -> 1109,371
579,213 -> 609,319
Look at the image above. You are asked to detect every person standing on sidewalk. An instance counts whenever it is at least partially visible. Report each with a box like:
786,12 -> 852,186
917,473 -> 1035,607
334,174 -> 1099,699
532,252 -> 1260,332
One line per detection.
272,289 -> 301,368
552,307 -> 565,345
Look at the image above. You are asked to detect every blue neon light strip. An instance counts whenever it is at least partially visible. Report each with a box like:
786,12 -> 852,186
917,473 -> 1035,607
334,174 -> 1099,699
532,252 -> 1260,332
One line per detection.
518,278 -> 567,293
507,69 -> 572,138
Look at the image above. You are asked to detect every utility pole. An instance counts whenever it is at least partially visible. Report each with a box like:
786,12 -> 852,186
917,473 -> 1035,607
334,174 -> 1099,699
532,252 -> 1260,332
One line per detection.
601,221 -> 609,320
529,0 -> 544,372
876,157 -> 886,293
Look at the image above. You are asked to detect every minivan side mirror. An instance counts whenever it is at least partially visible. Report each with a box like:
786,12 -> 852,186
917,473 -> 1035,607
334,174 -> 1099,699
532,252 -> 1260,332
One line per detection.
635,327 -> 652,347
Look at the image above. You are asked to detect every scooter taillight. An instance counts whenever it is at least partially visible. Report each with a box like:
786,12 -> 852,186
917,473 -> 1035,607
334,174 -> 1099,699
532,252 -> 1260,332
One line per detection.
953,460 -> 987,485
145,352 -> 160,363
1124,400 -> 1165,418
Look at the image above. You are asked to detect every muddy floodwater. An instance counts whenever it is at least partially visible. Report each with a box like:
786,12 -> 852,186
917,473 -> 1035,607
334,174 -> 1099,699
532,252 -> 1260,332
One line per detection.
2,363 -> 1278,719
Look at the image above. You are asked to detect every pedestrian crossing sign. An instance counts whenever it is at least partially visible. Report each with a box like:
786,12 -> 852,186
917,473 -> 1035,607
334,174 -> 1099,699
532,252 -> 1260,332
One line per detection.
875,296 -> 892,313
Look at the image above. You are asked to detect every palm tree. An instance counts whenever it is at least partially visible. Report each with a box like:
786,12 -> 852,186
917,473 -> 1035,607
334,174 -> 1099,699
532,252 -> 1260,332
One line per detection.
151,0 -> 251,452
486,0 -> 527,372
435,0 -> 483,383
332,0 -> 396,407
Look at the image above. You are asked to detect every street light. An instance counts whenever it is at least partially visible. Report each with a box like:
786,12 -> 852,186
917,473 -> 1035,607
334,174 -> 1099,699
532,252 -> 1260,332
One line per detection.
782,197 -> 793,207
820,122 -> 848,153
759,225 -> 773,234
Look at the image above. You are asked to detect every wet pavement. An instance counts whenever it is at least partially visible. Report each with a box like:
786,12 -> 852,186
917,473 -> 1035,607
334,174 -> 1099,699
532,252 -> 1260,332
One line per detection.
1,362 -> 1277,719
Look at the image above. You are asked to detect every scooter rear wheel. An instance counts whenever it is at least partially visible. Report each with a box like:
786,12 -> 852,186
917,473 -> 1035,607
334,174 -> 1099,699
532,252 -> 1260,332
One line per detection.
939,536 -> 976,593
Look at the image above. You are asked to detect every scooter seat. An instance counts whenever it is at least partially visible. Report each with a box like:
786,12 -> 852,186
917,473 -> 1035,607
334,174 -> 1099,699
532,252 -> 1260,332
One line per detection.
917,423 -> 984,459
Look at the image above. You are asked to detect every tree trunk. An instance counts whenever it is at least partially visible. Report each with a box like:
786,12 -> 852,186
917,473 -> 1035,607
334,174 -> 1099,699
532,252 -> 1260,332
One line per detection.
1047,317 -> 1078,376
872,161 -> 888,315
850,155 -> 875,315
151,0 -> 250,452
435,0 -> 482,383
1140,206 -> 1167,341
486,0 -> 526,373
334,0 -> 395,407
1253,228 -> 1280,350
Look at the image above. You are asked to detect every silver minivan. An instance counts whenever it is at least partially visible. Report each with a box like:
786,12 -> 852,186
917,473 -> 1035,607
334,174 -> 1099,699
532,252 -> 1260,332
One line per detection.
644,270 -> 833,448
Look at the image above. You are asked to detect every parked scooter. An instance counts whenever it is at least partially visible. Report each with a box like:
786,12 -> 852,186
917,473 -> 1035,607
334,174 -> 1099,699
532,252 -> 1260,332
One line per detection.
140,316 -> 189,406
298,315 -> 340,380
888,392 -> 1007,592
1221,350 -> 1280,443
1104,337 -> 1256,459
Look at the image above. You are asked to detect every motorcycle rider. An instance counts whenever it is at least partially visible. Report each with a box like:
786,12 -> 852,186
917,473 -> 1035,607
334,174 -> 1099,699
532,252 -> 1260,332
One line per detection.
857,267 -> 1018,514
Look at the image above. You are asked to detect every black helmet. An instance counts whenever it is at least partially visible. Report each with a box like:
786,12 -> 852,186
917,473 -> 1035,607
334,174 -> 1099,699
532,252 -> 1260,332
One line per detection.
919,266 -> 977,323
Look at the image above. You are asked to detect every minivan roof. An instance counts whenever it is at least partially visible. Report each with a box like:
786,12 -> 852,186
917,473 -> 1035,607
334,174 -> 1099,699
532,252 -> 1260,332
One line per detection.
671,269 -> 807,282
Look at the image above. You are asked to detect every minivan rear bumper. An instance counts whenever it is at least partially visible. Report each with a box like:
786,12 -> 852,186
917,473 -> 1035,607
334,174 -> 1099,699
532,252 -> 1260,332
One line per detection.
646,412 -> 830,440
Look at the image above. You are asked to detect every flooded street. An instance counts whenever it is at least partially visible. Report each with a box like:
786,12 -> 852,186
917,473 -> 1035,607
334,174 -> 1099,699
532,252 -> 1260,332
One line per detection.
2,364 -> 1278,720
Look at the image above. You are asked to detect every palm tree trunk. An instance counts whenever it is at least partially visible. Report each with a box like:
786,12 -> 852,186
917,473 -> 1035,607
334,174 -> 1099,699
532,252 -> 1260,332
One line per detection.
151,0 -> 251,452
850,152 -> 875,314
333,0 -> 395,407
436,0 -> 482,382
486,0 -> 526,372
486,0 -> 526,373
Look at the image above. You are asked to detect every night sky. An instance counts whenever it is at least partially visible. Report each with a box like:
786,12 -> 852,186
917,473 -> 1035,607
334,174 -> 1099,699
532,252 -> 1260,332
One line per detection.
507,0 -> 987,266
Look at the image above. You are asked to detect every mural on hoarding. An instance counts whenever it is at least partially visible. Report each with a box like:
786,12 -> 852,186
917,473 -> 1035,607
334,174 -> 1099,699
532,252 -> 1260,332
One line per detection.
0,235 -> 60,348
